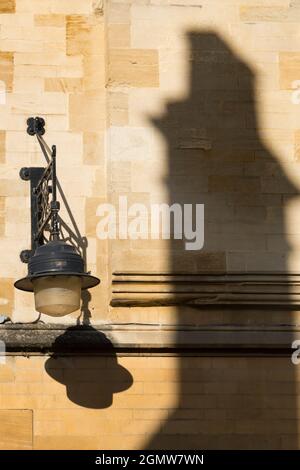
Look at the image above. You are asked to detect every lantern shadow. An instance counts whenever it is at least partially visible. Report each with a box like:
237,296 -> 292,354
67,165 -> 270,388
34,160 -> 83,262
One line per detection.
45,326 -> 133,409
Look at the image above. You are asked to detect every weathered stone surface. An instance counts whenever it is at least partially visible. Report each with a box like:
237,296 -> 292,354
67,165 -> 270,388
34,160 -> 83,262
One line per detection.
111,272 -> 300,307
0,323 -> 295,352
0,1 -> 15,14
108,49 -> 159,87
69,91 -> 105,131
0,410 -> 32,450
44,77 -> 83,92
108,24 -> 130,48
83,131 -> 104,165
34,14 -> 65,27
240,6 -> 289,22
0,278 -> 13,315
0,0 -> 300,451
0,52 -> 13,92
0,131 -> 5,163
66,15 -> 104,57
279,52 -> 300,89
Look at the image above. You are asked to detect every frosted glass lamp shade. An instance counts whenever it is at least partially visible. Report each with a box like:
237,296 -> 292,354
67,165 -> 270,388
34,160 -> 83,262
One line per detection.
14,241 -> 100,317
32,275 -> 81,317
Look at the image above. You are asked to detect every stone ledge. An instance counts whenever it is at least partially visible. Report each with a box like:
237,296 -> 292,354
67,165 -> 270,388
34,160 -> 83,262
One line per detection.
112,272 -> 300,307
0,323 -> 297,354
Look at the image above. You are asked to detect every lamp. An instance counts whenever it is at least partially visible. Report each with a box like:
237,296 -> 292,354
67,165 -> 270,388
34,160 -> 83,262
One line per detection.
14,117 -> 100,317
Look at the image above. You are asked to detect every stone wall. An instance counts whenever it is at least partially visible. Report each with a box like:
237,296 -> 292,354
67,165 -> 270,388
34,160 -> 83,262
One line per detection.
0,0 -> 300,450
0,354 -> 297,450
0,0 -> 299,321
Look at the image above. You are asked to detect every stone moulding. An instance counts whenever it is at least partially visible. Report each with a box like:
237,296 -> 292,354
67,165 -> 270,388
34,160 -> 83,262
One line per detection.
2,272 -> 299,354
111,272 -> 300,307
0,324 -> 297,355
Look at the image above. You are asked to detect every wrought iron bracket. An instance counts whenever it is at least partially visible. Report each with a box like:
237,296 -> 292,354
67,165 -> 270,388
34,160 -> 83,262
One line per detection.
20,117 -> 60,263
20,166 -> 45,262
26,116 -> 45,137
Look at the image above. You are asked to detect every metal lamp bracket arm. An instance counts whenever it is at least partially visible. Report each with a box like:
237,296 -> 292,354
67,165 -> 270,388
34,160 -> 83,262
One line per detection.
19,117 -> 60,263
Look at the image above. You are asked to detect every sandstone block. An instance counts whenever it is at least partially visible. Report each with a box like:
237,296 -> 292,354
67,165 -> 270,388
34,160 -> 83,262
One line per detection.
108,49 -> 159,88
0,410 -> 32,450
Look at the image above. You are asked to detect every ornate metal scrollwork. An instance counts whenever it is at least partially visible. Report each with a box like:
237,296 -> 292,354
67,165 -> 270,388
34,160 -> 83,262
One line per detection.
19,117 -> 60,262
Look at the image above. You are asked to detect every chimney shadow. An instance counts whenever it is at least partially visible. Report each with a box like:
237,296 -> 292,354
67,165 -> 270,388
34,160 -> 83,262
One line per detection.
146,31 -> 298,449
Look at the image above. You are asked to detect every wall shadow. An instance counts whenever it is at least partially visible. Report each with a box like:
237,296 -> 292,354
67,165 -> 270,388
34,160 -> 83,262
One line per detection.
45,326 -> 133,409
146,32 -> 298,449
